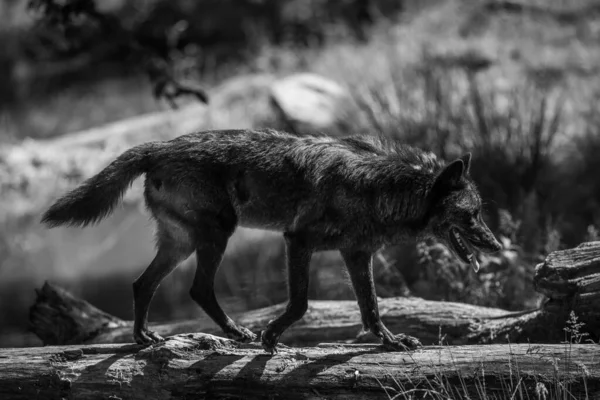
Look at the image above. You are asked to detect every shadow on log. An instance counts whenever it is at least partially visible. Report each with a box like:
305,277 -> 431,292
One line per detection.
1,333 -> 599,399
29,242 -> 600,347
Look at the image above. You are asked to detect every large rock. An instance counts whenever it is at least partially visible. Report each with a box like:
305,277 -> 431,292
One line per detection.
269,73 -> 358,135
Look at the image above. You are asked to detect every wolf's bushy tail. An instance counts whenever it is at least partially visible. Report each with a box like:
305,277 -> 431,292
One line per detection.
42,142 -> 158,228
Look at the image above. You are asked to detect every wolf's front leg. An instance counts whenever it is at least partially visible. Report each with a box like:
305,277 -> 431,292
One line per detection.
261,233 -> 312,354
340,249 -> 422,351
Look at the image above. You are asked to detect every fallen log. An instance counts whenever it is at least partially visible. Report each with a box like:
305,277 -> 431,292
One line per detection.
0,73 -> 275,227
0,104 -> 206,227
30,242 -> 600,347
29,281 -> 524,347
1,333 -> 599,399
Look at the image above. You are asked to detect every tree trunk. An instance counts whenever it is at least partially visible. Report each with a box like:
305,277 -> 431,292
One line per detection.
1,332 -> 599,400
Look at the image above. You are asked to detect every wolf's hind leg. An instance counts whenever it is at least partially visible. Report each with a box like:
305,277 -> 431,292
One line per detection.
340,249 -> 422,351
261,233 -> 312,354
189,223 -> 256,343
133,224 -> 194,345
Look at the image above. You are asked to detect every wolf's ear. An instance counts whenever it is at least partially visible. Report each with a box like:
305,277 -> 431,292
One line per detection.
432,159 -> 464,195
459,152 -> 472,176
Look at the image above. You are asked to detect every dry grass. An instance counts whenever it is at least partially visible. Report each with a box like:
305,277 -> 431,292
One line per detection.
380,312 -> 595,399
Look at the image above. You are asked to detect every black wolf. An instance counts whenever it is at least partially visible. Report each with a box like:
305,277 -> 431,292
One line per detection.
42,129 -> 502,352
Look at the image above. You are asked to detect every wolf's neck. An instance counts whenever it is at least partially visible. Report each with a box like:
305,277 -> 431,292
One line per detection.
361,159 -> 436,224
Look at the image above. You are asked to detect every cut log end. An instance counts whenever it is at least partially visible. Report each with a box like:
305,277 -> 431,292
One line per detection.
533,241 -> 600,339
534,241 -> 600,299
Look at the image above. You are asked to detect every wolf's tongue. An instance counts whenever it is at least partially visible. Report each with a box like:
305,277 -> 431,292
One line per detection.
470,256 -> 480,273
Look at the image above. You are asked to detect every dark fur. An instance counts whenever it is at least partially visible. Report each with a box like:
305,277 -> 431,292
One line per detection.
42,129 -> 501,351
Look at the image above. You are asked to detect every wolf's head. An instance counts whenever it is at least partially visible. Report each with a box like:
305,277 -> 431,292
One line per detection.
425,153 -> 502,272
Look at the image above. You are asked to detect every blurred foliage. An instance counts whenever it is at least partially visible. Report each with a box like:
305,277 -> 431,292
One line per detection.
0,0 -> 410,141
26,0 -> 210,109
0,0 -> 405,112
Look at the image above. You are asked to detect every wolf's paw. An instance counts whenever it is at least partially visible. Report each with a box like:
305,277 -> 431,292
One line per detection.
226,325 -> 257,343
260,329 -> 280,355
133,329 -> 164,346
382,333 -> 422,352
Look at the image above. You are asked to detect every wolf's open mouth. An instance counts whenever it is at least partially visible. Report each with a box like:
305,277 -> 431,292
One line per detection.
449,228 -> 480,272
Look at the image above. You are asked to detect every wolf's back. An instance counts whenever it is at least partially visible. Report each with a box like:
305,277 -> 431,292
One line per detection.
42,142 -> 158,228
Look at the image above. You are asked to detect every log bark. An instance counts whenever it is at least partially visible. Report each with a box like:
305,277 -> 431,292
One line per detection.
30,242 -> 600,347
1,332 -> 599,400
